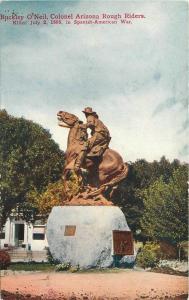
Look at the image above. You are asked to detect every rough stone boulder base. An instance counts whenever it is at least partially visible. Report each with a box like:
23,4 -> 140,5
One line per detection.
46,206 -> 133,269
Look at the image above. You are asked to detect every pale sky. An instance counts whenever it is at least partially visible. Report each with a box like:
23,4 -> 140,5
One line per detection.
0,1 -> 188,162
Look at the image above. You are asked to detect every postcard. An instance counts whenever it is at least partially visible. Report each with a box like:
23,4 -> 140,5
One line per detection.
0,1 -> 188,299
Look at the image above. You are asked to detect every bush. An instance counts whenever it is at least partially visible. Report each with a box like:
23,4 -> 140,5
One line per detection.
136,242 -> 160,269
0,250 -> 11,269
180,241 -> 188,261
55,262 -> 71,271
70,265 -> 80,273
158,241 -> 177,259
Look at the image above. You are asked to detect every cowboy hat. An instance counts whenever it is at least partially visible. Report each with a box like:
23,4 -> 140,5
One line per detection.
82,107 -> 97,115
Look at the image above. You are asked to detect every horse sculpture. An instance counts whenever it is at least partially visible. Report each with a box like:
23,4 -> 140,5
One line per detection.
57,110 -> 128,198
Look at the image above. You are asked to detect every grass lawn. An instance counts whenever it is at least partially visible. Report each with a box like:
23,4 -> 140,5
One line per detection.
7,263 -> 128,273
6,263 -> 187,276
8,262 -> 55,272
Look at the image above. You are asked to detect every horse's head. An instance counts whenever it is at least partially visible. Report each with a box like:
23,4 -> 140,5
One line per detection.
57,111 -> 79,127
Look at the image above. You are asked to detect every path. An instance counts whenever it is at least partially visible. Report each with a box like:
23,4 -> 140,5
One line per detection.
1,270 -> 188,299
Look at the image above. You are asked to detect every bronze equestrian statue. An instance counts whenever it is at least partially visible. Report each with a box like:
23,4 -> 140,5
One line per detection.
57,108 -> 128,199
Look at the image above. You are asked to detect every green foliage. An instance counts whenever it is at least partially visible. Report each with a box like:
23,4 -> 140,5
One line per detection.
136,242 -> 160,269
28,171 -> 82,219
180,241 -> 189,261
64,171 -> 83,200
111,157 -> 186,241
0,110 -> 64,225
70,265 -> 80,272
55,262 -> 80,272
55,262 -> 71,271
0,250 -> 11,269
141,166 -> 188,247
158,241 -> 177,259
28,180 -> 66,220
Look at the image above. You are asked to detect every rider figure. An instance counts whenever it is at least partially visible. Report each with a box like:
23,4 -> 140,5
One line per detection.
74,107 -> 111,171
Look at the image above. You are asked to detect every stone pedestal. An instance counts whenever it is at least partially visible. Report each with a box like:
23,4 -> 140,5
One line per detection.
46,206 -> 135,269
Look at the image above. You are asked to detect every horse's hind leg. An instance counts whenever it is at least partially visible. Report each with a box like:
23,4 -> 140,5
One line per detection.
87,157 -> 101,188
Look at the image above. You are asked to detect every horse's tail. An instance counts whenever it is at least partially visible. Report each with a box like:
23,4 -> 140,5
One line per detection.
86,163 -> 129,198
104,162 -> 129,188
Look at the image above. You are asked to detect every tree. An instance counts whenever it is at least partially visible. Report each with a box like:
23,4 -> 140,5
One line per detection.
141,165 -> 188,258
28,172 -> 81,220
111,157 -> 183,240
0,110 -> 64,227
